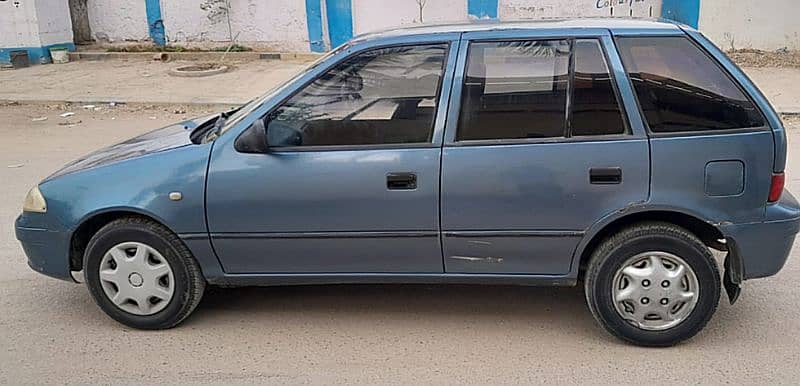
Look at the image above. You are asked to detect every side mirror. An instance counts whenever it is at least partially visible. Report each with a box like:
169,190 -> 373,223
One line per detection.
234,118 -> 269,153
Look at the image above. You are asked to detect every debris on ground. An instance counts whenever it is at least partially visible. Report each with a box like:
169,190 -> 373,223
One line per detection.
59,112 -> 75,118
82,104 -> 96,109
781,114 -> 800,126
58,120 -> 82,126
31,117 -> 47,122
6,163 -> 25,168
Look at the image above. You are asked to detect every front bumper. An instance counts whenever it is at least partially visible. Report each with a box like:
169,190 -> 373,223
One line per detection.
15,214 -> 74,282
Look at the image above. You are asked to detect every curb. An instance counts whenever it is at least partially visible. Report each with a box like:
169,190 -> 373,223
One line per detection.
67,51 -> 320,62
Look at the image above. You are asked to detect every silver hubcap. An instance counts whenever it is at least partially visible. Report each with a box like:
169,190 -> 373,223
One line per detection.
98,242 -> 174,315
612,251 -> 700,331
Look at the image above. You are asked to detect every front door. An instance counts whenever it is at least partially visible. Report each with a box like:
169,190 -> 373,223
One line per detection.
206,42 -> 454,274
440,32 -> 650,275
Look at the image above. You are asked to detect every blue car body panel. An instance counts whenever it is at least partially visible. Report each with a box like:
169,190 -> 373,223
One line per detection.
14,18 -> 799,287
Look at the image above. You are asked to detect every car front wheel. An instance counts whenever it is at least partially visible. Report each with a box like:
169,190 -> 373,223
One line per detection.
84,217 -> 205,329
584,222 -> 721,347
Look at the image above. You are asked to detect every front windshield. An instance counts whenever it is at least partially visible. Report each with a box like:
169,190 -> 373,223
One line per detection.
218,44 -> 348,135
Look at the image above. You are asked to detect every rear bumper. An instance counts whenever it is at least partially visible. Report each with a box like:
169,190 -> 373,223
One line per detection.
721,190 -> 800,280
15,214 -> 74,282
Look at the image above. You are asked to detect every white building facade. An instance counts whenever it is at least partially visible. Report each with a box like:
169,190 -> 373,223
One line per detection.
1,0 -> 797,64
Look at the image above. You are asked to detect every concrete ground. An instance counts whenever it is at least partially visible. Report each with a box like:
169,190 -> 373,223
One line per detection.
0,59 -> 311,105
0,101 -> 799,384
1,58 -> 799,113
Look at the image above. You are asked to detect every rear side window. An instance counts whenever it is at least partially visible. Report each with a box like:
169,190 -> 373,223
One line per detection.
457,39 -> 626,141
616,37 -> 765,133
571,39 -> 627,136
458,40 -> 570,141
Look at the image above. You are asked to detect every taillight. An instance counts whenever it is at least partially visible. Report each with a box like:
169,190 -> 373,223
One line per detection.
769,173 -> 785,203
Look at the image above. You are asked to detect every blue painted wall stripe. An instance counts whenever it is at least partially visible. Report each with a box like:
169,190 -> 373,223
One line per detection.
325,0 -> 353,49
662,0 -> 700,28
468,0 -> 498,19
305,0 -> 326,52
145,0 -> 166,46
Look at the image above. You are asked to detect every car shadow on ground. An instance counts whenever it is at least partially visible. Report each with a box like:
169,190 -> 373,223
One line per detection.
190,283 -> 611,339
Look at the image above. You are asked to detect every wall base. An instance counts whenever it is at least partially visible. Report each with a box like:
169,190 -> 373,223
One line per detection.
0,43 -> 77,65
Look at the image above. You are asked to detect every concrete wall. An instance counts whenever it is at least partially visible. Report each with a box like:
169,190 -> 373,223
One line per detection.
162,0 -> 309,51
352,0 -> 468,35
6,0 -> 788,54
0,1 -> 41,48
499,0 -> 660,19
87,1 -> 149,42
352,0 -> 661,35
698,0 -> 799,51
35,0 -> 74,46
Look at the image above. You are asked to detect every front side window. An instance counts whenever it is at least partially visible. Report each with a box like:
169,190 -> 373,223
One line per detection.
266,44 -> 448,147
456,38 -> 626,141
616,36 -> 765,133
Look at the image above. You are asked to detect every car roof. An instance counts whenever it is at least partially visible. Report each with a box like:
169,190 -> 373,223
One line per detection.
351,17 -> 684,43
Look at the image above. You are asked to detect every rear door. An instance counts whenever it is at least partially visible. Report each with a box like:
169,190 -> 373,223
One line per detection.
440,29 -> 650,275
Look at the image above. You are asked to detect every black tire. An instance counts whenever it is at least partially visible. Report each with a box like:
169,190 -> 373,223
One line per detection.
84,217 -> 205,329
584,222 -> 720,347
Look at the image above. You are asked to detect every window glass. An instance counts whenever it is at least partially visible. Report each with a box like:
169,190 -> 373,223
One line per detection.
571,39 -> 626,136
266,44 -> 447,147
616,37 -> 765,133
457,40 -> 570,141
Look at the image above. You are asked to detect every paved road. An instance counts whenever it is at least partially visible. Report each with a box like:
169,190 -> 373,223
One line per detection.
1,104 -> 799,384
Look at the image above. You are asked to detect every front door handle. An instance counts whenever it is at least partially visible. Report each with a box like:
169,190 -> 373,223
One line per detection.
387,172 -> 417,190
590,167 -> 622,184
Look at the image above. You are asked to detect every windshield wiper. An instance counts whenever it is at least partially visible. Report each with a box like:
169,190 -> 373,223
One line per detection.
193,107 -> 241,144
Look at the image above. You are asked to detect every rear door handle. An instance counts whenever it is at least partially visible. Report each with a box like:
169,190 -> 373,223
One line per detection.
590,167 -> 622,184
387,172 -> 417,190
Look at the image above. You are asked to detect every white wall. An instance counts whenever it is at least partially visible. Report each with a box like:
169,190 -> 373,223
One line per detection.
162,0 -> 309,51
77,0 -> 796,52
699,0 -> 799,51
0,1 -> 42,48
35,0 -> 74,46
499,0 -> 661,19
0,0 -> 72,48
352,0 -> 468,35
87,1 -> 149,42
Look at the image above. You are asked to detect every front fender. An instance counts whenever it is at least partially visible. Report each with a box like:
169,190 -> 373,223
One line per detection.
41,143 -> 211,236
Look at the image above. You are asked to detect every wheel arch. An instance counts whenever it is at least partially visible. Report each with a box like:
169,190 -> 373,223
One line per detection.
68,207 -> 173,272
573,207 -> 725,278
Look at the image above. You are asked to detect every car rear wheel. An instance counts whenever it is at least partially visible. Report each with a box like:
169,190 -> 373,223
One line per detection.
584,222 -> 720,346
84,217 -> 205,329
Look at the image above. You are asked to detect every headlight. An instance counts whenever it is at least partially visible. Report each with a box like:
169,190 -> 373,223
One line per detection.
23,185 -> 47,213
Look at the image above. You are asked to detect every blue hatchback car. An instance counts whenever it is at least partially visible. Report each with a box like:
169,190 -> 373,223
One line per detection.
16,18 -> 799,346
